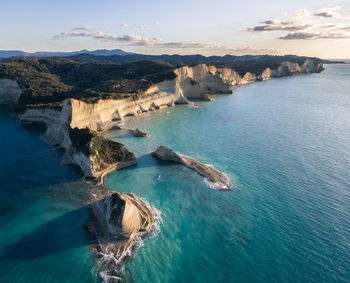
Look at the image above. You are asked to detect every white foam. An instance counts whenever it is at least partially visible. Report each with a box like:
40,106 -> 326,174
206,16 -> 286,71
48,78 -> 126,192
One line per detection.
95,199 -> 163,282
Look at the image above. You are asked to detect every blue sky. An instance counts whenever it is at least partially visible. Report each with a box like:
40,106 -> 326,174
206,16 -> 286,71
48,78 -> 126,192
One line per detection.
1,0 -> 349,58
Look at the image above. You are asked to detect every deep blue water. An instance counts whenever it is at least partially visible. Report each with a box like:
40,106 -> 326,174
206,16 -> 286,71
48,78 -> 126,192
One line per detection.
0,108 -> 98,282
1,64 -> 350,282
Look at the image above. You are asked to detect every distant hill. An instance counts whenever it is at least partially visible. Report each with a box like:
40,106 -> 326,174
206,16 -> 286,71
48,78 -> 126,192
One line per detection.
0,49 -> 134,58
67,53 -> 320,75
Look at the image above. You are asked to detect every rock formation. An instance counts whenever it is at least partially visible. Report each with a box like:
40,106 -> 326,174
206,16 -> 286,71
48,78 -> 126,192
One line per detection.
86,185 -> 159,281
128,128 -> 149,137
0,79 -> 22,104
152,146 -> 232,190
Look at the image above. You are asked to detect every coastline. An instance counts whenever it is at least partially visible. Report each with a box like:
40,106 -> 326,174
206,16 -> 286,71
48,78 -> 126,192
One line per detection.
0,58 -> 325,281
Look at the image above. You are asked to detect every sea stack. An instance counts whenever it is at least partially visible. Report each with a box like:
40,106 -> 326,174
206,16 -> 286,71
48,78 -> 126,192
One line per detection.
152,146 -> 232,189
87,185 -> 159,280
129,128 -> 150,137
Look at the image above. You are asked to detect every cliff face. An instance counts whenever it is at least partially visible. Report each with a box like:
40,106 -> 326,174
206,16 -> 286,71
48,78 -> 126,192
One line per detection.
0,79 -> 22,104
18,101 -> 136,178
87,188 -> 160,280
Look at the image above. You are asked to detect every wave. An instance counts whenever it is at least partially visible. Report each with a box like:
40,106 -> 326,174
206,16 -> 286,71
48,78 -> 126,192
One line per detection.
95,199 -> 162,282
202,163 -> 233,190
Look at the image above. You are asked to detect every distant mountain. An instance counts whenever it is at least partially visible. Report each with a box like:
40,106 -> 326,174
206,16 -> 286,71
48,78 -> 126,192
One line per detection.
67,53 -> 321,75
0,49 -> 134,58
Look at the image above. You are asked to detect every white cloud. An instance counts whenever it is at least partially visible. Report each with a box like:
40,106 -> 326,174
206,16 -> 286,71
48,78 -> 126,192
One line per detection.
73,26 -> 95,31
120,23 -> 130,28
293,9 -> 311,18
279,31 -> 349,40
247,20 -> 311,32
260,18 -> 280,25
314,6 -> 342,18
137,25 -> 150,29
53,29 -> 154,46
245,6 -> 350,41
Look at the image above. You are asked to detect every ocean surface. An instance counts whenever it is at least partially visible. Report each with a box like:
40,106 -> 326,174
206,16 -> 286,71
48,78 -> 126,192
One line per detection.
1,64 -> 350,282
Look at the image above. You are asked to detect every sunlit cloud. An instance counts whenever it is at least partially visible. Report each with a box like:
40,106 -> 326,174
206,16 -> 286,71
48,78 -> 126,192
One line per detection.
245,6 -> 350,41
247,20 -> 312,32
293,9 -> 311,18
279,32 -> 349,40
120,23 -> 130,28
73,26 -> 95,31
314,6 -> 342,18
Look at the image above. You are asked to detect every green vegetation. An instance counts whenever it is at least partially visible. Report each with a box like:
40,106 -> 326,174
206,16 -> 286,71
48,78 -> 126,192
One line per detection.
0,58 -> 176,112
68,127 -> 136,168
67,53 -> 323,76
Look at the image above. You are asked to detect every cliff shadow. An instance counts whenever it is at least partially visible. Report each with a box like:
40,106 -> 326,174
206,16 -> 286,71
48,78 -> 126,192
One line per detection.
0,206 -> 92,260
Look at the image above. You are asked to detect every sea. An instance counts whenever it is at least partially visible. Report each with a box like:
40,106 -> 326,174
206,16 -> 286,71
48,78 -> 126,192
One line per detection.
0,63 -> 349,282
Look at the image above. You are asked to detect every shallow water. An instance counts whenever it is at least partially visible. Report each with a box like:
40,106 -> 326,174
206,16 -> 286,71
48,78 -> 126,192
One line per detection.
0,64 -> 350,282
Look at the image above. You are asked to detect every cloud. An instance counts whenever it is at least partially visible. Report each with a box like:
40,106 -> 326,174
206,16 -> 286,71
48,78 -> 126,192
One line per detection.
120,23 -> 130,28
314,6 -> 342,18
279,32 -> 349,40
153,41 -> 279,55
245,6 -> 350,42
52,27 -> 279,55
73,26 -> 95,31
293,9 -> 311,17
53,29 -> 154,46
137,25 -> 150,29
154,41 -> 212,49
260,18 -> 280,25
247,21 -> 311,32
338,26 -> 350,32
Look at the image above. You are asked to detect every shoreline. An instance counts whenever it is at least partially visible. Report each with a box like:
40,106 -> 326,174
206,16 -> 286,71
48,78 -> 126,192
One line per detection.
0,58 -> 325,281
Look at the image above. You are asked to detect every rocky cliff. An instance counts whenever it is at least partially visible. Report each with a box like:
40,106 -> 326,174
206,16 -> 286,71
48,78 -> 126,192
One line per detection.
0,79 -> 22,104
86,185 -> 160,281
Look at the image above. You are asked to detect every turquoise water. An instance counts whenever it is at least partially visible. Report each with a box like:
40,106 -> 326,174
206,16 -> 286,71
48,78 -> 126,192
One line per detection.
1,64 -> 350,282
104,64 -> 350,282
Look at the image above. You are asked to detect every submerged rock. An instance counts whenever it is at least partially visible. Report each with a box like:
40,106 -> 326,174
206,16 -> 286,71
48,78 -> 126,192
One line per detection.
151,146 -> 232,189
128,128 -> 150,137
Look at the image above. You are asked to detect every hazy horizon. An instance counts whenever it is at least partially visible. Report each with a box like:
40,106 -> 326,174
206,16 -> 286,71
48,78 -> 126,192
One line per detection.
1,0 -> 349,59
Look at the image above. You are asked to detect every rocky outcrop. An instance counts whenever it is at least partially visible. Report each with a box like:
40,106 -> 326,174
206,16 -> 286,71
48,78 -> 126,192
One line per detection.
0,79 -> 22,104
86,185 -> 160,281
67,127 -> 137,180
129,128 -> 149,137
17,101 -> 136,179
270,59 -> 324,78
152,146 -> 232,189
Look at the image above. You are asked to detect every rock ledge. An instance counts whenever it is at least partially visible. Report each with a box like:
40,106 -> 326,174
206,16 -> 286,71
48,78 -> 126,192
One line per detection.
152,146 -> 232,190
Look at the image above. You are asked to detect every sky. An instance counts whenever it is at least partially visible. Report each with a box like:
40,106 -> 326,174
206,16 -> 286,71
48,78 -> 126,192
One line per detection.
1,0 -> 349,58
